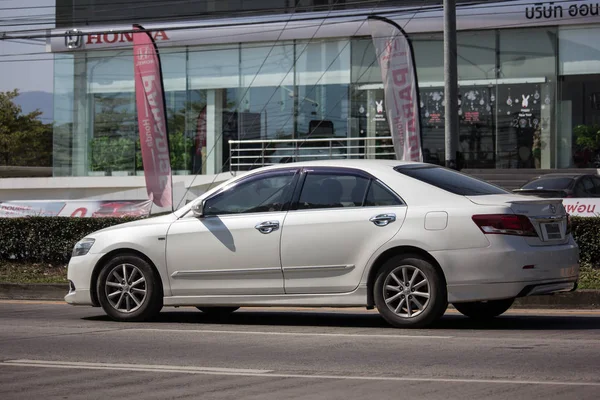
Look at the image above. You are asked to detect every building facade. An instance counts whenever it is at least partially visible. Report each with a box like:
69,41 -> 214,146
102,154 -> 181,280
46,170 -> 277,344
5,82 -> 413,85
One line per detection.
9,0 -> 596,204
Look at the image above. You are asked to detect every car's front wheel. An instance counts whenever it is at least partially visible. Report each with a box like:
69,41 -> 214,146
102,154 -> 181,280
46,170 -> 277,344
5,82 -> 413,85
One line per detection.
374,254 -> 447,328
453,298 -> 514,320
96,254 -> 163,322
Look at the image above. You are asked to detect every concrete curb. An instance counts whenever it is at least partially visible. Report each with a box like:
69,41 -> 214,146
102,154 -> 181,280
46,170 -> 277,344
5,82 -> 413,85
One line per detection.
1,283 -> 600,308
0,283 -> 68,301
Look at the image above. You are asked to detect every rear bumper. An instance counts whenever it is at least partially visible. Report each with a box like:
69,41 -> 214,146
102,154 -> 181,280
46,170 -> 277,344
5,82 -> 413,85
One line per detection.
447,278 -> 578,303
432,236 -> 580,303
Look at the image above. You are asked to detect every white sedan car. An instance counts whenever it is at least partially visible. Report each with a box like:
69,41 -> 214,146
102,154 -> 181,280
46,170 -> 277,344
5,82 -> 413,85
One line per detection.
66,160 -> 580,328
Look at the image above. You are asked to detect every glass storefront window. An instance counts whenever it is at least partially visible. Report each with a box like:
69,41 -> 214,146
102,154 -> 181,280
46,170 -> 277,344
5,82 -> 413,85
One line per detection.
52,26 -> 565,176
53,53 -> 76,177
499,28 -> 557,79
457,31 -> 496,81
559,27 -> 600,169
188,44 -> 240,174
295,39 -> 350,139
87,50 -> 136,176
412,33 -> 443,84
240,41 -> 295,142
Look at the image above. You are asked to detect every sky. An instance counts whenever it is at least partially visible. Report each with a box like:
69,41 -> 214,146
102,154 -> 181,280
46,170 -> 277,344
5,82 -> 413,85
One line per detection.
0,0 -> 55,93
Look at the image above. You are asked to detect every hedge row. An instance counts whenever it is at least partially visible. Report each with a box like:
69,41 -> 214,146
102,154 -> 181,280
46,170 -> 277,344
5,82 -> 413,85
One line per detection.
571,216 -> 600,267
0,217 -> 139,264
0,215 -> 599,267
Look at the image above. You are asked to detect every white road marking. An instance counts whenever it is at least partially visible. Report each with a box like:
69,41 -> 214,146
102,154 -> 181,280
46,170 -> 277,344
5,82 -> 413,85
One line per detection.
2,359 -> 599,387
1,360 -> 271,374
125,328 -> 453,339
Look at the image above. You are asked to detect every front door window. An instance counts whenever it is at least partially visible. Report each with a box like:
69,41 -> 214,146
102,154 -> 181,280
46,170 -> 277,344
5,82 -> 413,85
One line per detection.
204,170 -> 298,216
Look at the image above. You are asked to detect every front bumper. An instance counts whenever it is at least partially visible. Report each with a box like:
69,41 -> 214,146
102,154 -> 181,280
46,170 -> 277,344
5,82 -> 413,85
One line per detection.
64,252 -> 105,306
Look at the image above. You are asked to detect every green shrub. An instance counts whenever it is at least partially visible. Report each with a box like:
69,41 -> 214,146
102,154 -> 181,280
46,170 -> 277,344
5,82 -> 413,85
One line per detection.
0,214 -> 598,270
571,216 -> 600,267
0,217 -> 140,264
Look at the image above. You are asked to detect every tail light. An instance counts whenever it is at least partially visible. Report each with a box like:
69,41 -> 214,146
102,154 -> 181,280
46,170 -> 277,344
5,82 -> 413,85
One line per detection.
566,213 -> 572,235
472,214 -> 537,237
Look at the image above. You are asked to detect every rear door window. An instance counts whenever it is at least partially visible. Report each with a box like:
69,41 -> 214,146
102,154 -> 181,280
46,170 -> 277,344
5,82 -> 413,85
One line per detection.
365,181 -> 403,207
296,170 -> 404,210
298,173 -> 370,209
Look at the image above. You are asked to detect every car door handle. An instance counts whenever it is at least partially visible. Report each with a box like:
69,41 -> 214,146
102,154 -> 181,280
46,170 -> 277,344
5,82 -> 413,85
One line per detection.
369,213 -> 396,227
255,221 -> 280,234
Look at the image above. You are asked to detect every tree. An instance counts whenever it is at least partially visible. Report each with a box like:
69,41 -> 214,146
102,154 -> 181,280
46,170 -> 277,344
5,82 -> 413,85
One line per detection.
0,89 -> 53,167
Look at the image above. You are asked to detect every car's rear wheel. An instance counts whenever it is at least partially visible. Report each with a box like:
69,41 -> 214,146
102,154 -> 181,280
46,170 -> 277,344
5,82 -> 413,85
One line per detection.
96,254 -> 163,322
374,254 -> 447,328
453,298 -> 514,320
196,306 -> 240,316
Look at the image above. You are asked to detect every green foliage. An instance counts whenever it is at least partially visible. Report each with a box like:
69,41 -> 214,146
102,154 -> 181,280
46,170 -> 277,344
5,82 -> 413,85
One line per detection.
578,263 -> 600,289
573,124 -> 600,152
90,136 -> 136,172
571,216 -> 600,267
0,89 -> 53,167
135,132 -> 193,172
0,215 -> 598,280
0,217 -> 139,264
169,132 -> 193,171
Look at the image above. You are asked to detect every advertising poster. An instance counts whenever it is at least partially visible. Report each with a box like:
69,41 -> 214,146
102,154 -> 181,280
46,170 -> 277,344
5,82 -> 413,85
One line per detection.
0,200 -> 152,218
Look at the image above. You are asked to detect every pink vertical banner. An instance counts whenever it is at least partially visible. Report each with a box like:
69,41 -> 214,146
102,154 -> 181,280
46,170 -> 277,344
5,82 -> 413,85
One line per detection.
133,24 -> 173,209
368,16 -> 423,162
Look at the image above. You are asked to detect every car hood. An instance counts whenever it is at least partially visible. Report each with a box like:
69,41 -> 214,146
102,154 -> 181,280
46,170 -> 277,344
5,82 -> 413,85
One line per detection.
91,213 -> 178,235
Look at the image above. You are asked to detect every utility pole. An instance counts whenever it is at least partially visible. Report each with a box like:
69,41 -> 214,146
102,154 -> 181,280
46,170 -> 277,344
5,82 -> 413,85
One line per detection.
444,0 -> 458,169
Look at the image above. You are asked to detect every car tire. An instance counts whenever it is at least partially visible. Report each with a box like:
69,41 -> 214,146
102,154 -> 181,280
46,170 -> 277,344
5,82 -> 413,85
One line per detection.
374,254 -> 447,328
96,254 -> 163,322
453,298 -> 514,320
196,306 -> 240,316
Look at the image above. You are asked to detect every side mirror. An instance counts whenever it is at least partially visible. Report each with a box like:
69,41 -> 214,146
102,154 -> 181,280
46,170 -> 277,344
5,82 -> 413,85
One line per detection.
191,200 -> 205,217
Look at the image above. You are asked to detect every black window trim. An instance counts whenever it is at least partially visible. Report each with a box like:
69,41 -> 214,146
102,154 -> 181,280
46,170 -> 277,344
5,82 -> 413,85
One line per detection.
200,167 -> 301,217
289,166 -> 405,211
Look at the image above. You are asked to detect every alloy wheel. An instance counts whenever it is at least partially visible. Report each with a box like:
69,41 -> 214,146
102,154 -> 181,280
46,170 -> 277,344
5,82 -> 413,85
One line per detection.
383,265 -> 431,318
104,263 -> 147,313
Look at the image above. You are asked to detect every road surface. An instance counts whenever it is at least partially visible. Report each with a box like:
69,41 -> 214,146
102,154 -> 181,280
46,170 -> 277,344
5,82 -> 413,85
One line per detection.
0,301 -> 599,399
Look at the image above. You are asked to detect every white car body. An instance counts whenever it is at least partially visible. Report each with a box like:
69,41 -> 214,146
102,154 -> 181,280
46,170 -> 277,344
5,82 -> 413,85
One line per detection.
65,160 -> 580,326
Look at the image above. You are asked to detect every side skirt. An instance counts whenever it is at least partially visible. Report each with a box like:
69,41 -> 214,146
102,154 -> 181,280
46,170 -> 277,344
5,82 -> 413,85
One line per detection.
163,285 -> 368,307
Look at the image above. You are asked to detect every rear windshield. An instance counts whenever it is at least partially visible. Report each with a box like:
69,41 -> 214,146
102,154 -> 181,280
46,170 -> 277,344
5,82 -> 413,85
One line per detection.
521,177 -> 574,190
395,165 -> 509,196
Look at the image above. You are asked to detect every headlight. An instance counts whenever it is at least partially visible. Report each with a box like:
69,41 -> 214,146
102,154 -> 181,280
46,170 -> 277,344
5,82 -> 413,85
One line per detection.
72,238 -> 95,257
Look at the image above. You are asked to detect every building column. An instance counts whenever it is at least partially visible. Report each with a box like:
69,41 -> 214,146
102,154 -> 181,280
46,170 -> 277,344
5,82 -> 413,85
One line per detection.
541,82 -> 554,169
72,53 -> 89,176
205,89 -> 223,174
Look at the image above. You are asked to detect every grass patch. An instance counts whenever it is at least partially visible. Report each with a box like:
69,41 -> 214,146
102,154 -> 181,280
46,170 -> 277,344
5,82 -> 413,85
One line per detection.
0,262 -> 67,284
579,264 -> 600,290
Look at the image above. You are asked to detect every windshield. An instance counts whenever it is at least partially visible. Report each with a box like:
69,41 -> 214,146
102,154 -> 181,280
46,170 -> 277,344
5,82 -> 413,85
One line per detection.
521,177 -> 574,190
395,165 -> 509,196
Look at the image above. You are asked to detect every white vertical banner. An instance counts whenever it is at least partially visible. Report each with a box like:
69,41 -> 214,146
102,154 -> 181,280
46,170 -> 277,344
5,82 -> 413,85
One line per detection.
368,16 -> 423,162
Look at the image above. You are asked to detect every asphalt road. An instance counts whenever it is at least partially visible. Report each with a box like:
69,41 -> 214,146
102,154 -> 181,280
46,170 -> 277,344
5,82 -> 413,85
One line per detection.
0,301 -> 599,400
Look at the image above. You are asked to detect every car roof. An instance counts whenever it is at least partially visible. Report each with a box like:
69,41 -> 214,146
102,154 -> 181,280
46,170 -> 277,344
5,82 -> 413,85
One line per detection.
529,173 -> 589,180
253,159 -> 428,172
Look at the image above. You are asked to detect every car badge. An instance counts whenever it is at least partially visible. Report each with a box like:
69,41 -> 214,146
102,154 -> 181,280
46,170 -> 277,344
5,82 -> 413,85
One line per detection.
65,29 -> 83,49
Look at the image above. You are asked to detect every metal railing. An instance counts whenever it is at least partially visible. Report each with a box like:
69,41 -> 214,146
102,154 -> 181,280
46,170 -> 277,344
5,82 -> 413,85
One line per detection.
228,136 -> 395,171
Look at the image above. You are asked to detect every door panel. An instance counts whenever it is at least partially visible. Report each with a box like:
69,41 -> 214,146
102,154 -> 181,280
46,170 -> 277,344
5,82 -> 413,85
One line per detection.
165,168 -> 299,296
166,212 -> 287,296
280,207 -> 406,294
